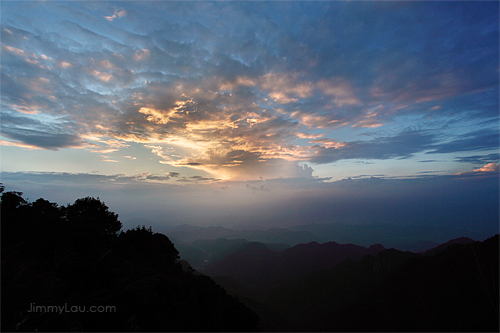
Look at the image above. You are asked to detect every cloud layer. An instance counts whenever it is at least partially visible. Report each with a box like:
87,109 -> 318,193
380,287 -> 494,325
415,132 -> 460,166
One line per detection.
1,1 -> 498,180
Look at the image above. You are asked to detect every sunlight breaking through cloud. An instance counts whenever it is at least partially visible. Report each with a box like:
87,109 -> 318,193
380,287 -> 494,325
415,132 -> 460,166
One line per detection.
0,1 -> 498,182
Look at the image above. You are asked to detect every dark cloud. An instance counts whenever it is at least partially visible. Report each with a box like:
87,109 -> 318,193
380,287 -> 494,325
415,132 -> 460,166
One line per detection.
307,127 -> 500,165
246,183 -> 270,192
1,112 -> 46,127
1,171 -> 116,184
454,153 -> 500,165
1,128 -> 84,150
309,130 -> 436,164
141,174 -> 172,182
427,129 -> 499,155
176,175 -> 219,183
168,172 -> 180,178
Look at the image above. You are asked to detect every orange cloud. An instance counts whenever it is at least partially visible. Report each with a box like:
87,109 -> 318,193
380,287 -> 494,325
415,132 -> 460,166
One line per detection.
0,140 -> 43,150
474,163 -> 499,173
133,49 -> 150,61
100,156 -> 119,163
4,45 -> 26,56
316,79 -> 360,107
59,61 -> 72,68
291,111 -> 346,129
261,72 -> 313,104
308,139 -> 346,149
91,70 -> 113,82
351,118 -> 383,128
105,9 -> 127,21
295,132 -> 327,139
457,163 -> 499,176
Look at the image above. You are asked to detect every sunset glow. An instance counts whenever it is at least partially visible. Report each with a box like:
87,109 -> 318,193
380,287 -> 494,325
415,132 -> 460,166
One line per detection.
1,1 -> 498,231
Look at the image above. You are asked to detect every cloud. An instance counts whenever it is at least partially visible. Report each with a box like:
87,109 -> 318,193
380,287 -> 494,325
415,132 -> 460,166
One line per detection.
316,79 -> 360,107
105,9 -> 127,22
0,139 -> 44,150
351,117 -> 384,129
260,72 -> 313,104
453,153 -> 500,165
308,139 -> 345,149
1,128 -> 85,150
59,61 -> 72,68
100,156 -> 118,163
0,1 -> 497,181
290,111 -> 348,129
427,129 -> 499,155
302,127 -> 499,165
162,147 -> 313,181
141,173 -> 176,182
133,49 -> 150,61
176,175 -> 220,183
457,163 -> 499,176
246,183 -> 270,192
308,130 -> 436,164
475,163 -> 499,173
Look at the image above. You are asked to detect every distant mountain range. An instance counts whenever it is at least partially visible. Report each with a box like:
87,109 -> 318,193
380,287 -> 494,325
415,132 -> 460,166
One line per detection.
168,237 -> 291,270
129,221 -> 494,266
142,221 -> 492,247
201,241 -> 385,293
201,235 -> 499,332
288,223 -> 489,250
423,236 -> 474,256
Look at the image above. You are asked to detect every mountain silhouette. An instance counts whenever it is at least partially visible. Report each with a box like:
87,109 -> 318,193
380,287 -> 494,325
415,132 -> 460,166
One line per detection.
156,222 -> 489,257
171,237 -> 291,270
201,240 -> 386,293
243,235 -> 499,332
424,236 -> 475,256
289,222 -> 490,250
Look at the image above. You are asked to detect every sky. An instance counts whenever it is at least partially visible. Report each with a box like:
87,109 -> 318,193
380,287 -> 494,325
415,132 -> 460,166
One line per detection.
1,1 -> 499,234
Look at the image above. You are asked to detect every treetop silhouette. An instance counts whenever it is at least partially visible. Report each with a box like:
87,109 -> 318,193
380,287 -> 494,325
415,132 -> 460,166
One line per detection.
1,188 -> 258,332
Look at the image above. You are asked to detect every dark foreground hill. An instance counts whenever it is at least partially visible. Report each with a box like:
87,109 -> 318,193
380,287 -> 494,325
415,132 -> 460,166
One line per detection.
1,190 -> 258,332
271,235 -> 499,331
210,235 -> 499,332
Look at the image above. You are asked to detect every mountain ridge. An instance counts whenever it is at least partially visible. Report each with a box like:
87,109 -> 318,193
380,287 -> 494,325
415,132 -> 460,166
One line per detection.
201,240 -> 386,293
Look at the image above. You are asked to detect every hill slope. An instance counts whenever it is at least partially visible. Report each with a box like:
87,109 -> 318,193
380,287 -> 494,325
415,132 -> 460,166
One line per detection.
266,235 -> 499,332
201,241 -> 385,293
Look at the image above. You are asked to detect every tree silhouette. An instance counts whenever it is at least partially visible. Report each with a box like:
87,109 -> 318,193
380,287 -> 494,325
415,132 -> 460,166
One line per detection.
1,191 -> 31,248
1,190 -> 27,210
65,197 -> 122,243
1,189 -> 259,332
